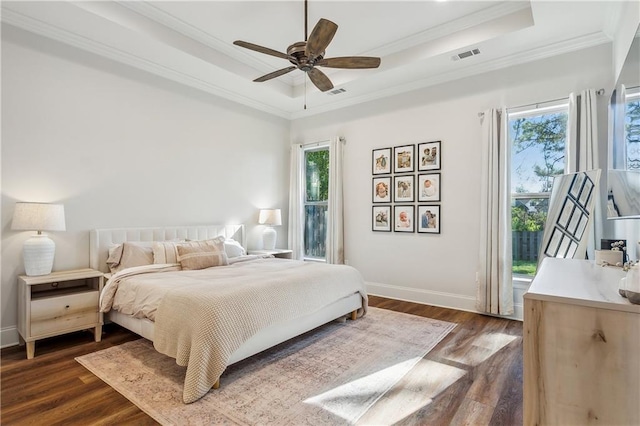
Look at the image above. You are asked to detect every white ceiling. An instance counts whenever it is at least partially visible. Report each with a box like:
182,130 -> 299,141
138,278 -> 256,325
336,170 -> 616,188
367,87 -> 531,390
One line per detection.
1,1 -> 626,119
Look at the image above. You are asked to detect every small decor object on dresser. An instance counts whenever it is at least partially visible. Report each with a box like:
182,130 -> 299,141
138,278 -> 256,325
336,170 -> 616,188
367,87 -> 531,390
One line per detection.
372,147 -> 391,175
394,175 -> 415,202
373,177 -> 391,203
372,205 -> 391,232
393,144 -> 415,173
418,205 -> 441,234
394,205 -> 415,232
418,173 -> 441,202
418,141 -> 441,171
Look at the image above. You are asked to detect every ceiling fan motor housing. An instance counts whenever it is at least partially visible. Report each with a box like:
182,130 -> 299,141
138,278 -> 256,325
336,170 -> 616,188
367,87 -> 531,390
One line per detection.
287,42 -> 324,71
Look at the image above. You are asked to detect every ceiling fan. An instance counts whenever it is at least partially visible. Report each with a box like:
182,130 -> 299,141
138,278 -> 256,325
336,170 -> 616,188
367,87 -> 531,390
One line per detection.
233,0 -> 381,92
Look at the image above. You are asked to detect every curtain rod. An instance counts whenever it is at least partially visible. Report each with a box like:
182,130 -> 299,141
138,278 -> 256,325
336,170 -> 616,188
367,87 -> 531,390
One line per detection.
477,88 -> 605,117
299,137 -> 346,147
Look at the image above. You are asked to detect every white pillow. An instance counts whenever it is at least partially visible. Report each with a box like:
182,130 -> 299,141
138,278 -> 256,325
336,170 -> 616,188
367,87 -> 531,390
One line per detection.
224,239 -> 246,258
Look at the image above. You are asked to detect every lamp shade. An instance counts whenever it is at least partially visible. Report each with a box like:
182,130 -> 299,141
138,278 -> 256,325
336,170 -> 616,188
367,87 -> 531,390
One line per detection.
258,209 -> 282,226
11,202 -> 66,232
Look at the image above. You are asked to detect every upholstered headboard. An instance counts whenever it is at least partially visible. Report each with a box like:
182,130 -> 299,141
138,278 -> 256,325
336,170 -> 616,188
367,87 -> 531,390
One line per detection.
89,225 -> 245,273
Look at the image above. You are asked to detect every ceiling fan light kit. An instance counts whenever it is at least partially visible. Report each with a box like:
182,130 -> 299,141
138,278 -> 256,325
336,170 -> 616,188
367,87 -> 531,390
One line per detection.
233,1 -> 381,93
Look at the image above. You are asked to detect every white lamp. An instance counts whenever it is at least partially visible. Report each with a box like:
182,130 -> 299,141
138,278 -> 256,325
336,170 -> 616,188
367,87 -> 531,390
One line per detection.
258,208 -> 282,250
11,202 -> 66,276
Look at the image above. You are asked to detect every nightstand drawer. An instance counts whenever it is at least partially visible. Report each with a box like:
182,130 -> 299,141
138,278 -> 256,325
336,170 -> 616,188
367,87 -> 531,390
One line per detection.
30,291 -> 99,336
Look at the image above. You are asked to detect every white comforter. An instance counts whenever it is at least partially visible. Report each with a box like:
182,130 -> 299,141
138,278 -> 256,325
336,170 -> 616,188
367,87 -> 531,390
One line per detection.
100,257 -> 368,403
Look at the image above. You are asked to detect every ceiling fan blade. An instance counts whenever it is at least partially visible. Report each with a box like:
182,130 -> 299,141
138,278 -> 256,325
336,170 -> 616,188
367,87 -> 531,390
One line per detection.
316,56 -> 381,69
305,18 -> 338,59
233,40 -> 289,60
307,68 -> 334,92
253,66 -> 297,82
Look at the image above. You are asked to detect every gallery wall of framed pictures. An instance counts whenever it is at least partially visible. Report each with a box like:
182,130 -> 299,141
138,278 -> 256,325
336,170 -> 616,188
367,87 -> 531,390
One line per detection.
372,141 -> 442,234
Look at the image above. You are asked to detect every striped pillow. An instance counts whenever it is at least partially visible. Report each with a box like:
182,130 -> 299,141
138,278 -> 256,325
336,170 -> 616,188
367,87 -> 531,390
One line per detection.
177,242 -> 228,270
153,237 -> 227,265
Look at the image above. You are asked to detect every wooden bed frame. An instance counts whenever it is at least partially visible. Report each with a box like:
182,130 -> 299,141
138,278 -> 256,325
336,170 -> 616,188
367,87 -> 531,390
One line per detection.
89,225 -> 362,386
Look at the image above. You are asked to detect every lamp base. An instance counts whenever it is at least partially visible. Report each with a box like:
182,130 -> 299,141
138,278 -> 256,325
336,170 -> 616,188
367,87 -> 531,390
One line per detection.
23,234 -> 55,276
262,227 -> 277,250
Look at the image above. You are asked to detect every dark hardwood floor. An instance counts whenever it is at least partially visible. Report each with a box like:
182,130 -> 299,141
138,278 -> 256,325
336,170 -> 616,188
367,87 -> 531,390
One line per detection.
1,296 -> 523,425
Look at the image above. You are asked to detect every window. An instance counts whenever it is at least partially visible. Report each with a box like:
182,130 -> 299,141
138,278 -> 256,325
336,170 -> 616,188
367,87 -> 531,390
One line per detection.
508,102 -> 568,277
624,87 -> 640,171
303,146 -> 329,260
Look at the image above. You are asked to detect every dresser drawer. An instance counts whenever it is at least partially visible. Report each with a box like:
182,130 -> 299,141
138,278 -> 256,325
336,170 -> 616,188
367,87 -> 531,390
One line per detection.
30,291 -> 99,337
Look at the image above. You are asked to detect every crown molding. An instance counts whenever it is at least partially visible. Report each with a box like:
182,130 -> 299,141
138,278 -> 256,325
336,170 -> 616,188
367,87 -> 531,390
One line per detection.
1,7 -> 292,119
290,32 -> 611,120
119,1 -> 293,81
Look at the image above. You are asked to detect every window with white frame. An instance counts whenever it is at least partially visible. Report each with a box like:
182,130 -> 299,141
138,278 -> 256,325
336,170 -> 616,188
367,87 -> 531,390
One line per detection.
508,101 -> 569,277
303,145 -> 329,260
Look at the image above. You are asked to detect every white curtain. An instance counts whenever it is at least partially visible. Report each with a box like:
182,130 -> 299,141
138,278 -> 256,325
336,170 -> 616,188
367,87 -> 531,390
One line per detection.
288,144 -> 304,260
567,89 -> 601,258
476,108 -> 514,315
326,137 -> 345,264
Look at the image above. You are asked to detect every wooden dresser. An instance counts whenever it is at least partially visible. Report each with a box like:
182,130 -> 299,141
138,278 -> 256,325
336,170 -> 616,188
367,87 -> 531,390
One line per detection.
523,258 -> 640,425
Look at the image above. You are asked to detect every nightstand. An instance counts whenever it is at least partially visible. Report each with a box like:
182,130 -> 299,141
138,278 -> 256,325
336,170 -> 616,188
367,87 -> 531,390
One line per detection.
249,249 -> 293,259
17,268 -> 104,359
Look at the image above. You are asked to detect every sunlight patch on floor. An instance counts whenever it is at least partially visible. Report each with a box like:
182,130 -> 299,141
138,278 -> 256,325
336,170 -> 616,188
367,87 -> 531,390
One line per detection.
304,358 -> 467,424
444,332 -> 517,367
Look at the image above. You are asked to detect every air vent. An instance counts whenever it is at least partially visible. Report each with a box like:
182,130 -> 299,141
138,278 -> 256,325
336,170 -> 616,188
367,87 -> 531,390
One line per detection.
451,48 -> 481,61
328,88 -> 347,95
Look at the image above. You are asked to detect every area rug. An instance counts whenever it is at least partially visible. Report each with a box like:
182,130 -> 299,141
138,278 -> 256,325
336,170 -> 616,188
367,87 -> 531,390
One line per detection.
76,307 -> 456,425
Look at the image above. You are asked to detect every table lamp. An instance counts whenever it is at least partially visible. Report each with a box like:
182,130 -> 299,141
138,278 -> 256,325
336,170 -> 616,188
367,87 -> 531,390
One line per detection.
11,202 -> 66,276
258,208 -> 282,250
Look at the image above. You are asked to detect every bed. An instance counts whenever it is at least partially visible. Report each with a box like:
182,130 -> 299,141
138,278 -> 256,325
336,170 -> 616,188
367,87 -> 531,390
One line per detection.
89,225 -> 367,403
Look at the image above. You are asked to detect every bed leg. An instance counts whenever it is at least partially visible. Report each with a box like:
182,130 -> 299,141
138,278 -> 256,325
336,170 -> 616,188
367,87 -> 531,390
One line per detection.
213,379 -> 220,389
351,310 -> 358,321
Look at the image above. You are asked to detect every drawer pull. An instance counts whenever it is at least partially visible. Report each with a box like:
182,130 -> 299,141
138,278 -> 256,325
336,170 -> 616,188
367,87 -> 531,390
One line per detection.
65,305 -> 70,309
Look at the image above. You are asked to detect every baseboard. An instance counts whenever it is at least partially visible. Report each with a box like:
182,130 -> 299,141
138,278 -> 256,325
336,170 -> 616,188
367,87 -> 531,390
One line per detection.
1,326 -> 20,349
366,281 -> 525,321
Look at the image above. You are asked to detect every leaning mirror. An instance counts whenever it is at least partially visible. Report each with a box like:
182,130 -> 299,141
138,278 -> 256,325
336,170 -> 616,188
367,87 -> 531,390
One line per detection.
608,29 -> 640,219
538,170 -> 601,266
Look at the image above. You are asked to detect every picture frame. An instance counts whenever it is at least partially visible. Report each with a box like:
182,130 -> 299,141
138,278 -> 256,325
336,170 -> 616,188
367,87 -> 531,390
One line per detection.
372,205 -> 391,232
393,144 -> 415,173
417,173 -> 441,202
372,177 -> 392,203
372,147 -> 392,175
418,141 -> 441,171
394,205 -> 415,232
417,205 -> 441,234
394,175 -> 415,203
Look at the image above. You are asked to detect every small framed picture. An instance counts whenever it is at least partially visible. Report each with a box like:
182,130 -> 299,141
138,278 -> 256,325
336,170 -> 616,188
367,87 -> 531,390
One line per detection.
417,205 -> 441,234
394,175 -> 415,202
417,173 -> 441,202
578,176 -> 594,208
418,141 -> 441,171
372,147 -> 391,175
394,144 -> 415,173
373,177 -> 392,203
372,205 -> 391,232
394,205 -> 415,232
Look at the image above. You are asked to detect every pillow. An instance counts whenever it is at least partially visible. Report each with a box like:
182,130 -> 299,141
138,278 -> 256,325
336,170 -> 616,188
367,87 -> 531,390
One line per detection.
154,237 -> 228,265
106,242 -> 154,273
153,241 -> 184,264
177,240 -> 229,270
224,239 -> 246,258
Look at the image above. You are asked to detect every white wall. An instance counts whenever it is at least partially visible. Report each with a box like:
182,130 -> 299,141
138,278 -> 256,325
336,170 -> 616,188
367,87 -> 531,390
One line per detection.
1,26 -> 290,346
291,43 -> 616,317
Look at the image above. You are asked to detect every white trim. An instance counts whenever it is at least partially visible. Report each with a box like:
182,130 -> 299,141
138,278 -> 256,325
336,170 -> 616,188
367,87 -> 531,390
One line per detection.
366,281 -> 525,321
1,326 -> 20,349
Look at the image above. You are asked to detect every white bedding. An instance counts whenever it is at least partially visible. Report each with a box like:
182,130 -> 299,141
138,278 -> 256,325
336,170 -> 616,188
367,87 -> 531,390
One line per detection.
100,255 -> 265,320
99,256 -> 368,403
